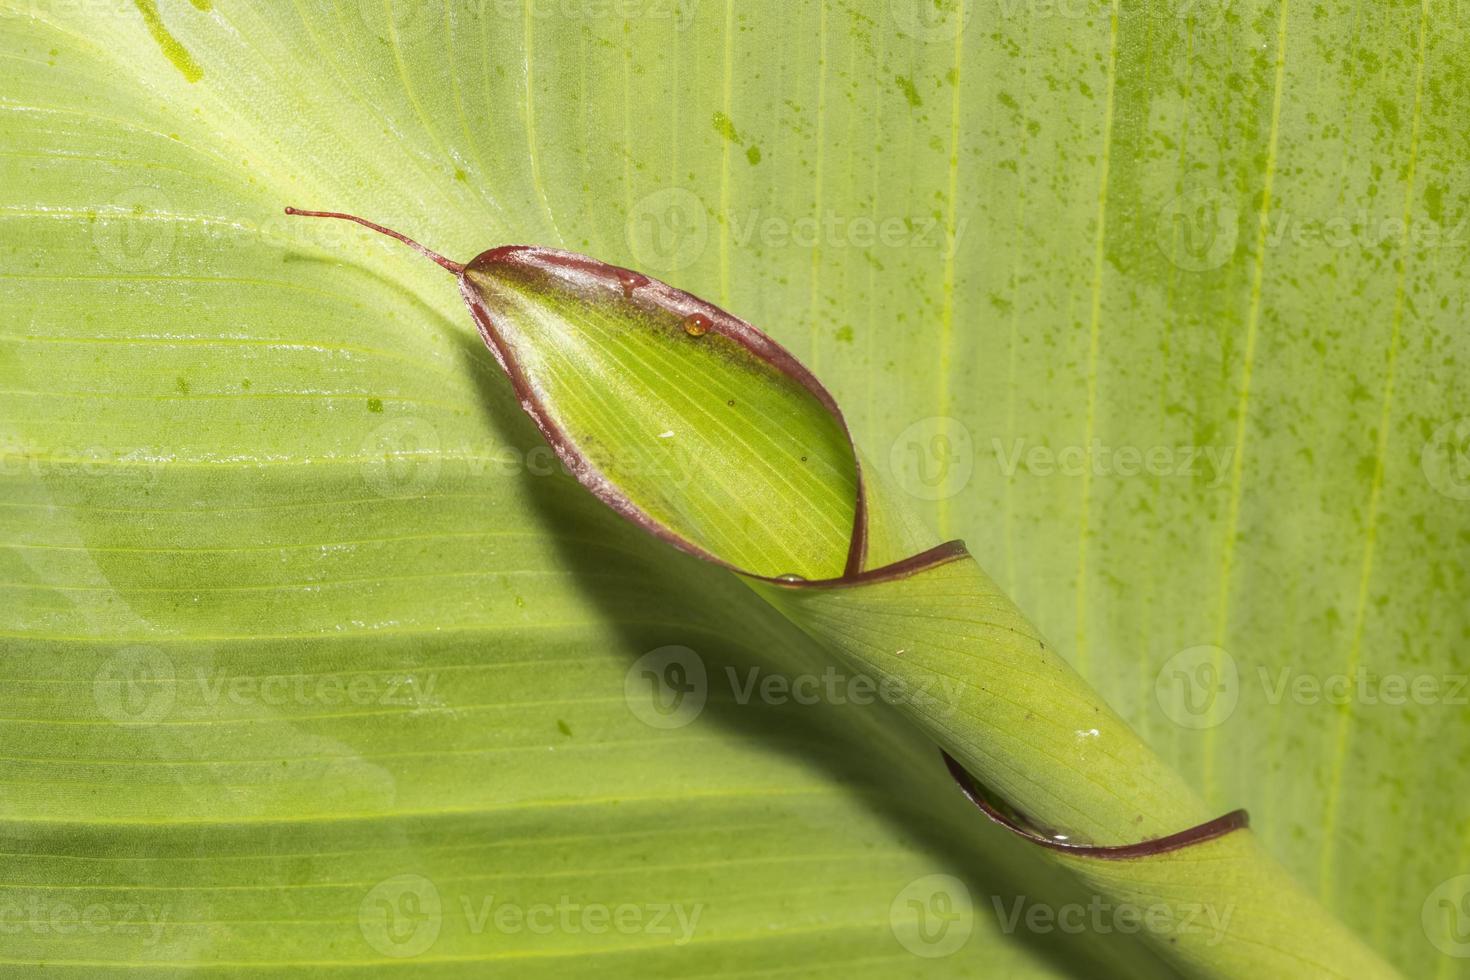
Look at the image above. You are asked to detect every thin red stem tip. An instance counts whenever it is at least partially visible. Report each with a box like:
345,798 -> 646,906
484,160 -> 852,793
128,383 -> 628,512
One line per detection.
283,207 -> 464,275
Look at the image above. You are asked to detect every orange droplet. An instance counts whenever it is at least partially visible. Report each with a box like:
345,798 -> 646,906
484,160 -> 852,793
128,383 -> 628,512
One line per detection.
682,313 -> 711,337
615,269 -> 649,298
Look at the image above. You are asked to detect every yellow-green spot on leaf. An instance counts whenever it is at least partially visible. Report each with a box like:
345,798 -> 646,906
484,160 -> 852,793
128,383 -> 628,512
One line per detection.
454,168 -> 467,182
366,397 -> 383,413
834,325 -> 854,343
712,110 -> 740,144
132,0 -> 205,83
746,145 -> 762,165
556,720 -> 572,737
1424,181 -> 1444,224
895,75 -> 922,107
175,376 -> 190,395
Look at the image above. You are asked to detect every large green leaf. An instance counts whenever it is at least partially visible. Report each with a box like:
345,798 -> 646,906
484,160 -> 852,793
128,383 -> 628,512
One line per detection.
1,0 -> 1465,977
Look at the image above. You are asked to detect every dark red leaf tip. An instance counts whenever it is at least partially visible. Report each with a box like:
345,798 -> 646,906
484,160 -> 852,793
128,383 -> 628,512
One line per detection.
284,207 -> 465,275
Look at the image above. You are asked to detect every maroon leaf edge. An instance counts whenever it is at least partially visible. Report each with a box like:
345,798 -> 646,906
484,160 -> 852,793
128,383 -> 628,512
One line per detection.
943,751 -> 1249,858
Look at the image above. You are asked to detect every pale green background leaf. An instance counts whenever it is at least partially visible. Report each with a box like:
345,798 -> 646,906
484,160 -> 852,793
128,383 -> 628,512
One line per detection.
0,0 -> 1466,976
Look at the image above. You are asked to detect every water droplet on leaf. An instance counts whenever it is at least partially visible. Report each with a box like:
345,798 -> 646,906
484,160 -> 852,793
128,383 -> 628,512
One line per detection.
682,313 -> 711,337
615,269 -> 648,298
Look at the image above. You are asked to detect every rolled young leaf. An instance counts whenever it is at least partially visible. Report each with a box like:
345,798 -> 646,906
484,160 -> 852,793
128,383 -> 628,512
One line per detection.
458,243 -> 863,580
285,207 -> 1400,979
